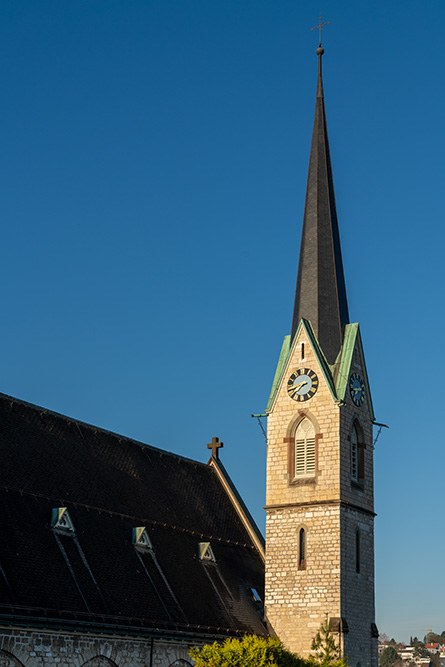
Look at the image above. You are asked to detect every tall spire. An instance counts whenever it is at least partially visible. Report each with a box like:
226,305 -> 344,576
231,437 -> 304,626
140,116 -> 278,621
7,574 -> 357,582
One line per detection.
290,43 -> 349,365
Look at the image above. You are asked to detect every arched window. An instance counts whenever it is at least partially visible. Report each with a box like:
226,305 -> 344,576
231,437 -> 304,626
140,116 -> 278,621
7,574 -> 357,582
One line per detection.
0,650 -> 26,666
298,527 -> 306,570
81,658 -> 119,667
355,529 -> 361,573
295,418 -> 315,477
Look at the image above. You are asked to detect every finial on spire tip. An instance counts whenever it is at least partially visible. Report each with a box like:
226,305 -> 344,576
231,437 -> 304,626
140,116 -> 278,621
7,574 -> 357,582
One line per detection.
311,15 -> 330,53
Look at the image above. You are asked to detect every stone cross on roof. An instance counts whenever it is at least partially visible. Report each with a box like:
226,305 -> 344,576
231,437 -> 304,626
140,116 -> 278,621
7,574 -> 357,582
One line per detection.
207,437 -> 223,459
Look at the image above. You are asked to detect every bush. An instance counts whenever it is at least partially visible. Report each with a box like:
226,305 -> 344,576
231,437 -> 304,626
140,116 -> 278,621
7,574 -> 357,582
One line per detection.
190,635 -> 314,667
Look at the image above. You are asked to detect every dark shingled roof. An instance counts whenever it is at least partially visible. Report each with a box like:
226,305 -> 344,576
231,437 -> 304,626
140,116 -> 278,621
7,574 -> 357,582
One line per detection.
290,48 -> 349,364
0,392 -> 266,640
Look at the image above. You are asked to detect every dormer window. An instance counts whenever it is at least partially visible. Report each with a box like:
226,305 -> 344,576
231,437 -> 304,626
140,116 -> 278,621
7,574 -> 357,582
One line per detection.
251,587 -> 262,603
51,507 -> 75,532
132,527 -> 153,549
198,542 -> 216,562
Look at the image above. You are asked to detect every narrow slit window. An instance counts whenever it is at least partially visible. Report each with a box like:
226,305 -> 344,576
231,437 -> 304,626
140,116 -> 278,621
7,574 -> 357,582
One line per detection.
356,529 -> 360,573
298,528 -> 306,570
301,343 -> 305,359
295,418 -> 316,476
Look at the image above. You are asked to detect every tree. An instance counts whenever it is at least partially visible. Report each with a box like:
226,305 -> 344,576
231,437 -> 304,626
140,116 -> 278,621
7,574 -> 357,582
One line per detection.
310,616 -> 346,667
379,646 -> 399,667
413,644 -> 429,659
431,654 -> 440,667
190,635 -> 313,667
426,633 -> 442,645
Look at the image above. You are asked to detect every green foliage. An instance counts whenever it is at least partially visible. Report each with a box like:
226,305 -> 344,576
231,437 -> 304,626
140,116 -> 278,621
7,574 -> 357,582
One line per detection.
379,646 -> 399,667
190,635 -> 312,667
431,654 -> 440,667
310,616 -> 347,667
413,644 -> 429,659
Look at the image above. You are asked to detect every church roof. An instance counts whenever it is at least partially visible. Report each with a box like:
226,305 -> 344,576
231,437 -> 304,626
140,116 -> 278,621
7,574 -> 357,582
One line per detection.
290,46 -> 349,364
0,392 -> 266,641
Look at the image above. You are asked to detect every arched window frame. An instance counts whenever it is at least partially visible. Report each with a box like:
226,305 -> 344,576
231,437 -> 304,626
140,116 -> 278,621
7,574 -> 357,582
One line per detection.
350,419 -> 365,487
285,412 -> 321,483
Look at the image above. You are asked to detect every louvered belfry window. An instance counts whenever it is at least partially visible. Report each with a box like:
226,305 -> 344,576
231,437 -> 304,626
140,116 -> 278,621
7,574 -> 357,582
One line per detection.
351,424 -> 358,480
295,418 -> 315,476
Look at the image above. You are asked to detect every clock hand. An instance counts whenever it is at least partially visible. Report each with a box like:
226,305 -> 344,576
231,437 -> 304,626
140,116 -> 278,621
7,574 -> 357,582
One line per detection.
291,381 -> 307,391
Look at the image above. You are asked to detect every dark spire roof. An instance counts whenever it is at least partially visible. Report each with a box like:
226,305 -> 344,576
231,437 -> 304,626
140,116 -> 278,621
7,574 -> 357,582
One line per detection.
290,46 -> 349,364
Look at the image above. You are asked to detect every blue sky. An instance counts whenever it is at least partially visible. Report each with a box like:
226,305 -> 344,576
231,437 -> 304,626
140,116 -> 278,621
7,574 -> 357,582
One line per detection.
0,0 -> 444,645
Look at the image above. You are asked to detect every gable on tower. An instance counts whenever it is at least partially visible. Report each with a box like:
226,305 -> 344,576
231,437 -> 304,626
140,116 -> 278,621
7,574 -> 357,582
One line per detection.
266,318 -> 374,418
266,318 -> 337,414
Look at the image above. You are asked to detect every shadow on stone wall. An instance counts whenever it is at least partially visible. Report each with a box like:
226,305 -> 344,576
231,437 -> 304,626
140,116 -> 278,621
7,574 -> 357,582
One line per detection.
0,650 -> 25,667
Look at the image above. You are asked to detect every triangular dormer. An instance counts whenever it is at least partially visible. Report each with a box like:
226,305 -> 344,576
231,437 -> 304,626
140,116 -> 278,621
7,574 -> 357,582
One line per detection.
132,527 -> 153,549
198,542 -> 215,562
51,507 -> 75,532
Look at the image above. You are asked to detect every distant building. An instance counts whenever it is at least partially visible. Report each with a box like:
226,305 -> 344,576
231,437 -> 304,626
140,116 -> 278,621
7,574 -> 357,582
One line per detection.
398,647 -> 415,661
426,644 -> 441,655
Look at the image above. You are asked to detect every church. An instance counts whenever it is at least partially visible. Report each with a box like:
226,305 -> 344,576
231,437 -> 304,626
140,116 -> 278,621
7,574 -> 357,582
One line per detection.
0,43 -> 378,667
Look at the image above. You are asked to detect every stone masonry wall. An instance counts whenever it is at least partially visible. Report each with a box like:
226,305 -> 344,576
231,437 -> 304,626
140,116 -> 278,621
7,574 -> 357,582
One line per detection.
265,327 -> 377,667
341,507 -> 377,667
265,504 -> 341,655
266,329 -> 342,510
0,628 -> 195,667
338,340 -> 377,667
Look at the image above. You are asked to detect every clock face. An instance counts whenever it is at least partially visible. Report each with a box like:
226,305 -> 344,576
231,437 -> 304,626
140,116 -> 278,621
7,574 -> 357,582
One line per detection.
349,373 -> 365,406
287,368 -> 319,402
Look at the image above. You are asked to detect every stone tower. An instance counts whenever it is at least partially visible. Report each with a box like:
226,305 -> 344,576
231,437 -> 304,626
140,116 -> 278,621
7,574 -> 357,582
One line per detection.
264,45 -> 378,667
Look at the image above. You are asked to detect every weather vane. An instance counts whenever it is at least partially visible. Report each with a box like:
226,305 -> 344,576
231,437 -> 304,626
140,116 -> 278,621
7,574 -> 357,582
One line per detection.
311,15 -> 330,46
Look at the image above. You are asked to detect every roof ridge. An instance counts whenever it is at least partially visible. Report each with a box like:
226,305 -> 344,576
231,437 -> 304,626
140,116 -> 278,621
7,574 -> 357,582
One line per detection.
0,391 -> 209,468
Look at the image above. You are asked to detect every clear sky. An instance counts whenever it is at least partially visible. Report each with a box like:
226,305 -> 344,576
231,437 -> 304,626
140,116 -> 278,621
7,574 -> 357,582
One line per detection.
0,0 -> 443,645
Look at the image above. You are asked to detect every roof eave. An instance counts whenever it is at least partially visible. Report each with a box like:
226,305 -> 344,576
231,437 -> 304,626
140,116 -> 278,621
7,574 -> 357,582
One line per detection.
208,457 -> 265,561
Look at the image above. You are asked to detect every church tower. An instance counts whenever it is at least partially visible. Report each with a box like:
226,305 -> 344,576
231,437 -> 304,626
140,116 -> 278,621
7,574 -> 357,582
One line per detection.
264,43 -> 378,667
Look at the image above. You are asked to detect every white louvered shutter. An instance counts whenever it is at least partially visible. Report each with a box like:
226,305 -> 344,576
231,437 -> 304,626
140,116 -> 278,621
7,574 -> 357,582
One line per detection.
295,418 -> 315,476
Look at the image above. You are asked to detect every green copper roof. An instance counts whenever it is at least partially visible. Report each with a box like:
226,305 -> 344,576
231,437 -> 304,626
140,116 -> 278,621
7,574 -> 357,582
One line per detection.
333,323 -> 374,420
334,323 -> 359,400
266,335 -> 290,412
